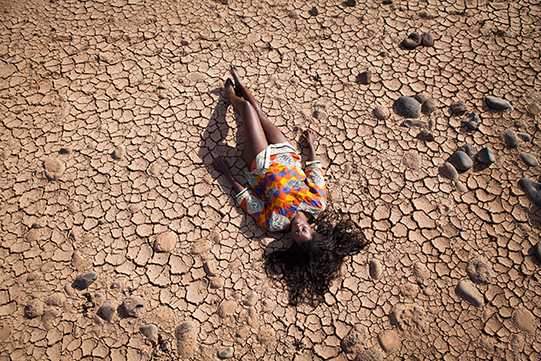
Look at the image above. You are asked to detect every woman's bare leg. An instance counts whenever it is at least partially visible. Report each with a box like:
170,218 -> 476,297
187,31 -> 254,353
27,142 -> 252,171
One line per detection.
225,78 -> 268,167
230,65 -> 290,145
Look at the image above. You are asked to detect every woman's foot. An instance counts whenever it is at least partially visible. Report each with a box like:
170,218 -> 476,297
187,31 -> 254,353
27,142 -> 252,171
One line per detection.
230,64 -> 245,89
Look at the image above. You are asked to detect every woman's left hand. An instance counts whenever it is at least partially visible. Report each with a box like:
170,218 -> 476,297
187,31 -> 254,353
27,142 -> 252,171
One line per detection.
213,156 -> 231,175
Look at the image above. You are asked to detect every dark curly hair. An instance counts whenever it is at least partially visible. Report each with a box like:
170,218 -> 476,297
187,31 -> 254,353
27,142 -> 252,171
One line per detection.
264,210 -> 369,306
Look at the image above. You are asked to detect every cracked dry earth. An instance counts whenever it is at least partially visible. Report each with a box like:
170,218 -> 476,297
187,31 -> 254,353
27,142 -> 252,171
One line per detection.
0,0 -> 541,360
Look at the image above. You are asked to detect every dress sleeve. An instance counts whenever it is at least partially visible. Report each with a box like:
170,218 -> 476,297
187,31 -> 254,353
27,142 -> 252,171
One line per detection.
305,161 -> 326,191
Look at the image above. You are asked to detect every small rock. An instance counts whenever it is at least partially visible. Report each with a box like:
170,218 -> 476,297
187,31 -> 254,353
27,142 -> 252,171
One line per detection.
439,162 -> 458,181
512,308 -> 536,333
457,144 -> 476,157
72,272 -> 97,290
244,292 -> 257,306
24,300 -> 44,319
204,260 -> 218,277
313,110 -> 326,120
526,102 -> 541,116
476,147 -> 495,164
413,262 -> 429,280
43,158 -> 65,181
369,260 -> 383,280
519,178 -> 541,206
218,300 -> 236,318
534,241 -> 541,262
402,32 -> 421,49
394,97 -> 421,118
209,277 -> 224,289
345,0 -> 356,6
520,153 -> 538,167
466,258 -> 492,284
308,6 -> 318,16
356,71 -> 372,85
355,347 -> 383,361
217,347 -> 234,359
418,10 -> 434,19
448,151 -> 472,171
517,133 -> 531,142
111,146 -> 124,160
45,293 -> 65,307
378,330 -> 400,353
421,98 -> 437,114
415,93 -> 429,104
154,231 -> 176,253
97,303 -> 116,321
122,296 -> 145,318
341,325 -> 367,353
93,293 -> 104,308
450,101 -> 468,114
502,130 -> 519,148
59,148 -> 70,155
382,0 -> 392,4
462,112 -> 480,130
420,32 -> 434,47
140,324 -> 159,341
485,96 -> 512,111
42,308 -> 60,324
456,280 -> 484,307
176,322 -> 196,358
404,119 -> 427,128
373,106 -> 389,120
417,129 -> 434,142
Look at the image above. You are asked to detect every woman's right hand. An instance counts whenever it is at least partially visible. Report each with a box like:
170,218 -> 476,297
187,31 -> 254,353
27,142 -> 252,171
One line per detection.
302,129 -> 316,145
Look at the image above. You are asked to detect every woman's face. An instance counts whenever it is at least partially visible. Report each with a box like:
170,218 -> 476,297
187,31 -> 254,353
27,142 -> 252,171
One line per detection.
291,213 -> 315,244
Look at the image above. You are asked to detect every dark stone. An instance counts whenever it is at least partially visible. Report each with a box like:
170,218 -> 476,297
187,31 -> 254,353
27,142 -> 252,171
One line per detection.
417,129 -> 434,142
439,162 -> 458,180
502,130 -> 519,148
308,7 -> 318,16
420,32 -> 434,47
72,272 -> 97,290
122,296 -> 146,318
462,112 -> 480,130
356,71 -> 372,85
345,0 -> 356,6
520,153 -> 539,167
97,303 -> 116,321
217,347 -> 234,359
517,133 -> 531,142
466,259 -> 492,284
402,32 -> 421,49
485,96 -> 511,111
140,324 -> 159,341
382,0 -> 392,4
456,280 -> 484,307
457,144 -> 476,158
421,98 -> 437,114
373,106 -> 389,120
415,93 -> 429,104
59,148 -> 70,154
24,300 -> 44,319
451,101 -> 468,114
404,119 -> 426,128
527,102 -> 541,116
519,178 -> 541,206
394,97 -> 421,118
448,151 -> 472,171
535,241 -> 541,262
476,147 -> 495,164
356,347 -> 384,361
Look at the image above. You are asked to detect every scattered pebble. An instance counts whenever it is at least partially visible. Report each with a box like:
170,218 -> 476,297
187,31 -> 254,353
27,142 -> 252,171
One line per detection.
485,95 -> 512,111
93,293 -> 104,308
476,147 -> 495,164
413,262 -> 429,281
421,98 -> 437,114
218,300 -> 236,318
341,325 -> 367,353
462,112 -> 480,130
176,322 -> 196,358
534,241 -> 541,262
122,296 -> 145,318
420,32 -> 434,47
378,330 -> 400,353
209,277 -> 224,289
97,303 -> 116,321
140,324 -> 158,341
502,130 -> 519,148
457,144 -> 476,157
24,300 -> 44,319
204,260 -> 218,277
42,309 -> 60,324
43,158 -> 65,181
390,304 -> 427,335
402,32 -> 421,49
369,260 -> 383,280
466,258 -> 492,284
518,178 -> 541,206
520,153 -> 538,167
111,146 -> 124,160
394,97 -> 421,118
526,102 -> 541,116
45,293 -> 65,307
72,272 -> 97,290
356,71 -> 372,85
356,347 -> 383,361
512,308 -> 536,333
154,231 -> 176,253
308,7 -> 318,16
448,151 -> 472,171
456,280 -> 484,307
439,162 -> 458,181
345,0 -> 356,6
517,133 -> 531,142
217,347 -> 234,359
417,129 -> 434,142
244,292 -> 257,306
59,147 -> 70,154
373,106 -> 389,120
450,101 -> 468,114
414,93 -> 429,104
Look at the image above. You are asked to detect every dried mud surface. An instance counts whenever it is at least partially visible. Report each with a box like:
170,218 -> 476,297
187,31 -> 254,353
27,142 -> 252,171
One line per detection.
0,0 -> 540,360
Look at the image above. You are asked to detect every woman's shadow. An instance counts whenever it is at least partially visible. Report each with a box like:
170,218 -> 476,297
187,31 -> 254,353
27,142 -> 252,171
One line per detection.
198,87 -> 289,252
